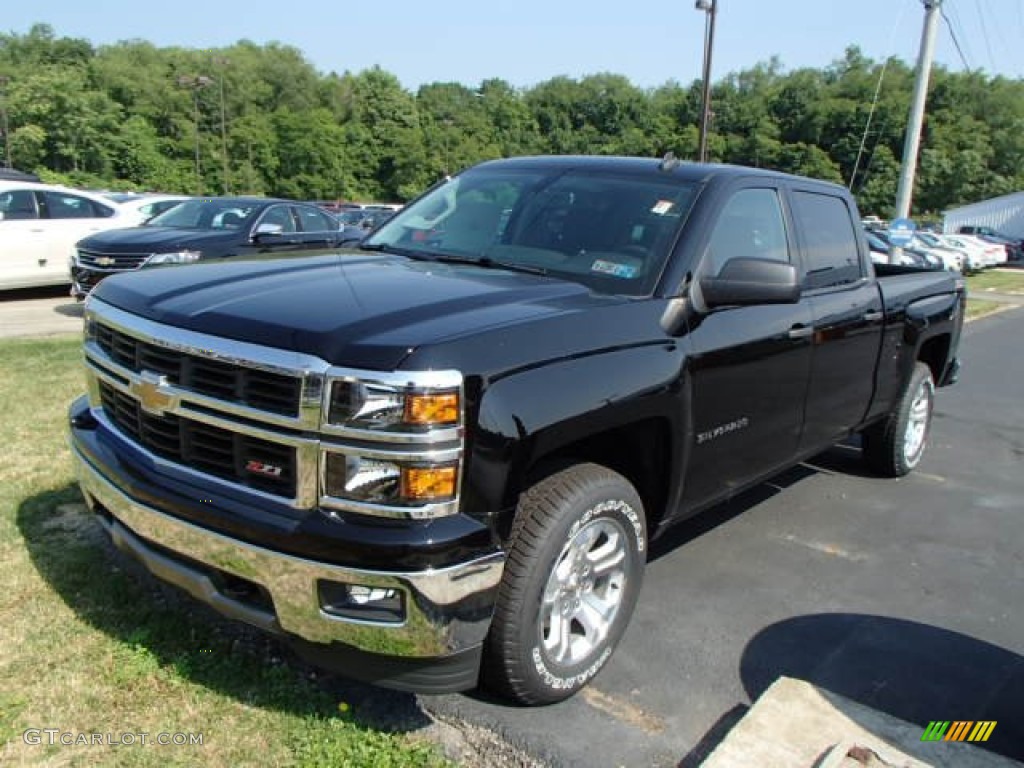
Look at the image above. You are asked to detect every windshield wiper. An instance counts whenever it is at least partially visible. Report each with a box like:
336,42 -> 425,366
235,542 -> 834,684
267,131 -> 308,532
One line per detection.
357,242 -> 434,260
430,253 -> 548,276
358,244 -> 548,275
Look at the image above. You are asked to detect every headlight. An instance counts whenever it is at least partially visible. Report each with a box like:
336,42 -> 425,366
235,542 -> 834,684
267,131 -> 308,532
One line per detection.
327,380 -> 460,431
320,373 -> 463,518
146,250 -> 201,266
323,454 -> 458,508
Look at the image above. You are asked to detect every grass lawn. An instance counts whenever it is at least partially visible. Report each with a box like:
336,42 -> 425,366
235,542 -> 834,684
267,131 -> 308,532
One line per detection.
0,336 -> 451,767
966,269 -> 1024,295
965,299 -> 1006,321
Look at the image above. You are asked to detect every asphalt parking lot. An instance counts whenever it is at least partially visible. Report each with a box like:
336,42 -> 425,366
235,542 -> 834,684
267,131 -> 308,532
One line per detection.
425,307 -> 1024,767
0,285 -> 83,338
4,287 -> 1021,767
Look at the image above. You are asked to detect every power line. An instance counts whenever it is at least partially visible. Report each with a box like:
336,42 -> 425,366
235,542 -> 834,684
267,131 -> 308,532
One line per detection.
947,1 -> 977,66
972,0 -> 997,70
941,5 -> 972,70
849,1 -> 910,191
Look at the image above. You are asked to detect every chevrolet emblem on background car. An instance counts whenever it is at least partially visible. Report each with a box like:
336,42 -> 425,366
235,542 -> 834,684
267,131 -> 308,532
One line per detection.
95,256 -> 116,267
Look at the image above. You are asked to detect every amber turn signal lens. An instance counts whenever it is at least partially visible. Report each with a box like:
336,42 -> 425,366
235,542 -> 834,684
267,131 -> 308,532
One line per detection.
404,392 -> 459,425
401,465 -> 457,501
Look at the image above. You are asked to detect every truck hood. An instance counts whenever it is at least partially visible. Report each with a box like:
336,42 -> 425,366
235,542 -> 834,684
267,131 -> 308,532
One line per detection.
91,252 -> 619,370
77,226 -> 237,252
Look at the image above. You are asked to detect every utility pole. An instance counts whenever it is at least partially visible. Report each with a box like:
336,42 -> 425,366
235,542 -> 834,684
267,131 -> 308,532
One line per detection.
213,57 -> 231,194
177,75 -> 212,195
0,75 -> 11,169
894,0 -> 942,220
695,0 -> 718,163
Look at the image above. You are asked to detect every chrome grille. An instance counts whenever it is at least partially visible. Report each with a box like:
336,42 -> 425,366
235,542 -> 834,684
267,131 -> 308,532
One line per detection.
99,380 -> 297,497
94,323 -> 302,417
77,249 -> 151,270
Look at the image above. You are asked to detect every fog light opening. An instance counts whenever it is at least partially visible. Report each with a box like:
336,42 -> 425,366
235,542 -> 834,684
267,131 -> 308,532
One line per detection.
318,580 -> 406,624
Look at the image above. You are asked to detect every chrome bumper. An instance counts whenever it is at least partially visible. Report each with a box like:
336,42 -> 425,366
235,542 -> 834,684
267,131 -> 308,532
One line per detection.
72,444 -> 505,660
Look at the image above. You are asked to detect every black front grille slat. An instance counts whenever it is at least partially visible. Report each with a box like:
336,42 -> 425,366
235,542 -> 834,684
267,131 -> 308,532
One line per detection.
98,380 -> 296,498
92,323 -> 300,417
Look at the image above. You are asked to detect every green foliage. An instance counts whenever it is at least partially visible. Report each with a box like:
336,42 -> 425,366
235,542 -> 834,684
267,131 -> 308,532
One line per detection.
1,29 -> 1022,213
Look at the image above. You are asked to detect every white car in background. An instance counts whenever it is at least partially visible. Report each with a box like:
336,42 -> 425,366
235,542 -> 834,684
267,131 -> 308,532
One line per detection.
103,193 -> 190,225
912,232 -> 965,272
936,234 -> 998,271
949,234 -> 1007,266
0,181 -> 138,290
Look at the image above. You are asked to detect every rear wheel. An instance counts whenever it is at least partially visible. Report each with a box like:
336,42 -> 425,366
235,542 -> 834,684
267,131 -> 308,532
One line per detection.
863,361 -> 935,477
482,463 -> 646,705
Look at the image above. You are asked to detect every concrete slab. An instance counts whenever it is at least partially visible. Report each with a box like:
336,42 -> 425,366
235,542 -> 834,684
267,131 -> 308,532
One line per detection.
702,677 -> 1022,768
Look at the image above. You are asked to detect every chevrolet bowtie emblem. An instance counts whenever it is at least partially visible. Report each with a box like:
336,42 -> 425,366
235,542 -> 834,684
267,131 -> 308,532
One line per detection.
130,372 -> 177,416
94,256 -> 116,267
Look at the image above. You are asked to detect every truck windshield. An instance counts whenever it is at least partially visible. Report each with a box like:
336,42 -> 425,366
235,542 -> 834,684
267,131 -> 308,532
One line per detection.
364,167 -> 696,296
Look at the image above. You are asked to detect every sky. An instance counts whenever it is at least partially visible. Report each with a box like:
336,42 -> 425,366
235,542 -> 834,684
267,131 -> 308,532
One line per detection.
4,0 -> 1024,90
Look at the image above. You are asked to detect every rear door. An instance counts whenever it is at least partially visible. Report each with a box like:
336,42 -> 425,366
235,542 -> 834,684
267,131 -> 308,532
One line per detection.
682,184 -> 814,510
788,186 -> 884,452
293,204 -> 341,249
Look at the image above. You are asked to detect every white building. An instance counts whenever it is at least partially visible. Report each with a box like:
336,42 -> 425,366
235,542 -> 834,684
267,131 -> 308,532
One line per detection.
943,191 -> 1024,237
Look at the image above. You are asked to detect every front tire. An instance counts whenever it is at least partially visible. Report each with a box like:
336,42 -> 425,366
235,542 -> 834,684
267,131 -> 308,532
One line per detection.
863,361 -> 935,477
482,463 -> 647,705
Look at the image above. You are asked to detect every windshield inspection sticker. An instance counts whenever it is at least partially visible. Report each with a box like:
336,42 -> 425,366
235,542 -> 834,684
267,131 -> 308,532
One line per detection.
651,200 -> 674,215
591,259 -> 639,278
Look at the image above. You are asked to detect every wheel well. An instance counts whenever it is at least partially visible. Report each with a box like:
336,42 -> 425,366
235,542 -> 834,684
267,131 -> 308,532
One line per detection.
521,419 -> 672,537
918,334 -> 950,382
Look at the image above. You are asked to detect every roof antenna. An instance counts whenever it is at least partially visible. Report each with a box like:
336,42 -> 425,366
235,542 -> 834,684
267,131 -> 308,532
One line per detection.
659,151 -> 681,172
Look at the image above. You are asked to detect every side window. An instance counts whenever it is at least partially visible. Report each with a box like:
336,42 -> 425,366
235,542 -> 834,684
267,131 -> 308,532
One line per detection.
259,205 -> 297,233
704,188 -> 789,276
295,206 -> 337,232
790,191 -> 863,290
44,192 -> 114,219
0,190 -> 40,220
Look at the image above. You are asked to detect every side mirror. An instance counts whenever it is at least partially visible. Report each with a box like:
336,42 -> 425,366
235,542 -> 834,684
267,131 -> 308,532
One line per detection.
253,222 -> 284,240
700,258 -> 800,308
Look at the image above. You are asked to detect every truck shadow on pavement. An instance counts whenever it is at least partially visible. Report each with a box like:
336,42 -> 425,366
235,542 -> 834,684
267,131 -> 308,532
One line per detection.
16,484 -> 433,735
739,613 -> 1024,763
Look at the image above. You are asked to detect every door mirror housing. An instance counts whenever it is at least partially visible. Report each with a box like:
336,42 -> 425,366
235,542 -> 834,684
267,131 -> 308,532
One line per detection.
700,258 -> 800,308
253,222 -> 284,240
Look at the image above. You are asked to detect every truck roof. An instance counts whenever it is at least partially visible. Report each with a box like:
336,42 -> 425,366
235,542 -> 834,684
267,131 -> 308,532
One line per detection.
473,155 -> 847,190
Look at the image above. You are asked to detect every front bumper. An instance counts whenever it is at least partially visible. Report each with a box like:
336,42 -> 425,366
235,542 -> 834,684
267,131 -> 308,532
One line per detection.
70,422 -> 505,693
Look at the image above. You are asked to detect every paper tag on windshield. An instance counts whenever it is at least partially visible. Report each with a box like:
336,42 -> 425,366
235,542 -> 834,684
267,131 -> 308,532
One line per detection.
651,200 -> 674,215
591,259 -> 638,278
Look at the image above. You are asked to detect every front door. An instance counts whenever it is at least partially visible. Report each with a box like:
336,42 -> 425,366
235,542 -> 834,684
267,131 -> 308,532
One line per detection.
0,188 -> 48,288
681,186 -> 814,512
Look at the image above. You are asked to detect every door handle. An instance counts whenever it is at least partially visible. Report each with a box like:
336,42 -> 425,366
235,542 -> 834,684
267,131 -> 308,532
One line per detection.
863,310 -> 883,322
788,324 -> 814,339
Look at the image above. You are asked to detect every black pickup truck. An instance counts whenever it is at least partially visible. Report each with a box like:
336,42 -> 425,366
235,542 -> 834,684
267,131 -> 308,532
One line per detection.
68,156 -> 963,705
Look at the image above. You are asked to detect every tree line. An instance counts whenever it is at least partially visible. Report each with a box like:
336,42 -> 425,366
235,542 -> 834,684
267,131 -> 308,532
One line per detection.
2,23 -> 1021,217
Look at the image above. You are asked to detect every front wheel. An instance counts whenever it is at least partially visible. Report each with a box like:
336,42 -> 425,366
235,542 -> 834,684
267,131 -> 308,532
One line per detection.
863,361 -> 935,477
482,463 -> 647,705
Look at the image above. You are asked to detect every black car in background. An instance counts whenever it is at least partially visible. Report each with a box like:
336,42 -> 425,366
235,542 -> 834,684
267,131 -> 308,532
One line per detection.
71,197 -> 343,298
